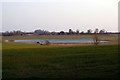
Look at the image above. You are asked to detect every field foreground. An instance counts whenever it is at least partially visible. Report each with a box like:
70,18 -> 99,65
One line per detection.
2,42 -> 119,79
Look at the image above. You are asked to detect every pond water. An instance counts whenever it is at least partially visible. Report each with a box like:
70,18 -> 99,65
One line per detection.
15,39 -> 109,43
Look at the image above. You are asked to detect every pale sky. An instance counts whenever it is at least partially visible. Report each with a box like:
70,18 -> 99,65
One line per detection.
0,0 -> 120,32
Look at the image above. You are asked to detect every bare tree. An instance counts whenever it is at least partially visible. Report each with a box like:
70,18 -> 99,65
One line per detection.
93,28 -> 100,45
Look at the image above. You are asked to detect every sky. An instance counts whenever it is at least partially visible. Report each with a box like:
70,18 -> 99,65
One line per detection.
0,0 -> 120,32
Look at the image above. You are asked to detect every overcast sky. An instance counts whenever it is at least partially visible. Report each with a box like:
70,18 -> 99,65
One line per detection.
1,0 -> 120,32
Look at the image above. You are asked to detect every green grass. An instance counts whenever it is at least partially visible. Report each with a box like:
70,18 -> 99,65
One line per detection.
2,43 -> 119,79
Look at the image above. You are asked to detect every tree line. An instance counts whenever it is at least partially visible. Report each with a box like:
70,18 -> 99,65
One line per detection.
1,28 -> 117,36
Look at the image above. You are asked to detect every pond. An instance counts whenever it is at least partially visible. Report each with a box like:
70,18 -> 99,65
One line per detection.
15,39 -> 109,43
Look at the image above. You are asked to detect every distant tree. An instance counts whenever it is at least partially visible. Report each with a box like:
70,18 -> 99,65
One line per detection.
3,31 -> 11,36
59,31 -> 65,35
76,29 -> 79,34
94,28 -> 99,33
34,29 -> 50,35
51,32 -> 57,35
69,29 -> 74,34
34,29 -> 44,35
99,29 -> 106,34
87,29 -> 92,34
93,28 -> 100,45
81,31 -> 84,34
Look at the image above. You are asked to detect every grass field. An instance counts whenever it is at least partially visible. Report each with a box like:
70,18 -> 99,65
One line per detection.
2,42 -> 119,79
2,34 -> 118,40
